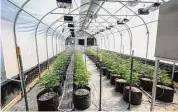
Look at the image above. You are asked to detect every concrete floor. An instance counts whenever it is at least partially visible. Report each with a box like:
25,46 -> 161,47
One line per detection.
10,54 -> 178,111
84,54 -> 178,111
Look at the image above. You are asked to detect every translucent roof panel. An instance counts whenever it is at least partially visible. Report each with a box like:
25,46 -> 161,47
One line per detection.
1,0 -> 174,79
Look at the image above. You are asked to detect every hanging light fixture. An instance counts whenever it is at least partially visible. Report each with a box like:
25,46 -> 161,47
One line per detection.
64,15 -> 73,22
56,0 -> 72,9
138,2 -> 161,15
70,29 -> 74,32
147,2 -> 162,11
68,24 -> 74,28
71,31 -> 75,37
138,8 -> 150,15
128,0 -> 140,7
100,29 -> 105,32
109,25 -> 114,28
117,18 -> 129,25
106,26 -> 111,30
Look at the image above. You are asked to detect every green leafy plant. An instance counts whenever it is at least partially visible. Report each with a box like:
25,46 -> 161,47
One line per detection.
158,69 -> 171,85
38,48 -> 73,89
86,48 -> 171,87
37,70 -> 59,89
74,50 -> 91,88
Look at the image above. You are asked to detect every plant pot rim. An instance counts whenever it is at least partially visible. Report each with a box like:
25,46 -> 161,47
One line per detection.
140,77 -> 152,81
115,78 -> 127,83
157,85 -> 174,90
37,89 -> 57,102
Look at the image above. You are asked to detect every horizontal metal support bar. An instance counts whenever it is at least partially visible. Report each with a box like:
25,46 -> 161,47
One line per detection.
95,0 -> 162,3
50,12 -> 136,16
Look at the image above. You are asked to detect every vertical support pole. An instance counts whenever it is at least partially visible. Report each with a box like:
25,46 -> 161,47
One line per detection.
59,39 -> 61,53
34,31 -> 40,79
113,35 -> 115,52
150,58 -> 159,111
84,37 -> 87,67
171,62 -> 175,83
17,46 -> 29,111
46,31 -> 49,69
100,38 -> 102,49
99,50 -> 102,111
128,50 -> 134,110
120,34 -> 123,54
55,34 -> 58,56
123,45 -> 124,54
63,37 -> 65,51
107,37 -> 110,51
52,34 -> 54,57
145,32 -> 149,64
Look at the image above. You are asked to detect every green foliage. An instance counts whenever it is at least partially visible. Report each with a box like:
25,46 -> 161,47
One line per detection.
37,48 -> 73,89
158,69 -> 171,85
74,50 -> 91,87
37,70 -> 59,89
86,48 -> 171,86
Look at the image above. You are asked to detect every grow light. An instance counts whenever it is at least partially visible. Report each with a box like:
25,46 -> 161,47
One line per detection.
128,0 -> 140,7
64,15 -> 73,22
138,2 -> 161,14
71,31 -> 75,37
117,18 -> 129,25
100,29 -> 105,32
56,0 -> 72,9
70,29 -> 74,32
109,25 -> 114,28
68,24 -> 74,27
148,2 -> 162,11
138,8 -> 150,15
106,26 -> 111,30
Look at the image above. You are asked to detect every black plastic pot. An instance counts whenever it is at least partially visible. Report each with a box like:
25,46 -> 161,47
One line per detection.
123,86 -> 142,105
110,75 -> 121,85
156,85 -> 174,102
73,86 -> 91,110
53,84 -> 63,96
115,78 -> 127,93
60,76 -> 64,86
37,89 -> 59,111
101,67 -> 107,76
140,78 -> 153,92
107,70 -> 114,79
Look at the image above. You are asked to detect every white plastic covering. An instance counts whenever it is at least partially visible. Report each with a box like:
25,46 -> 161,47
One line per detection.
1,0 -> 172,79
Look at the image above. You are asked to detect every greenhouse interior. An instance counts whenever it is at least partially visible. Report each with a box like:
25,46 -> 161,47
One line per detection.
1,0 -> 178,111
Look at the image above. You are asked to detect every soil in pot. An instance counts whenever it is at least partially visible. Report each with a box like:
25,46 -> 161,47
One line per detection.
115,78 -> 127,93
110,74 -> 121,85
140,78 -> 153,92
101,67 -> 107,76
156,85 -> 174,102
37,89 -> 59,111
73,87 -> 91,110
123,86 -> 142,105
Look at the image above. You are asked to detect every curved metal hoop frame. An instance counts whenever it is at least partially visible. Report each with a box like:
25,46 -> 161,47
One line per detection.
11,0 -> 151,75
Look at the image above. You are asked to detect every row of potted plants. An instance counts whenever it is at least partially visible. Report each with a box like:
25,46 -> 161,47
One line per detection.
36,49 -> 73,111
86,48 -> 174,104
73,50 -> 91,110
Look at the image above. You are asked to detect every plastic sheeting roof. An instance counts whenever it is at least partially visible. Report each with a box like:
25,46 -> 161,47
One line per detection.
1,0 -> 171,79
